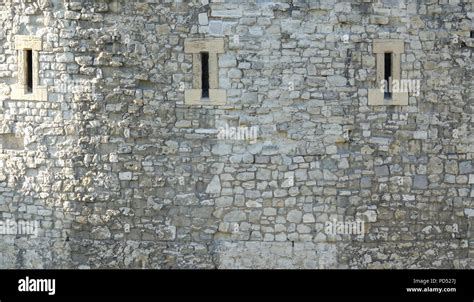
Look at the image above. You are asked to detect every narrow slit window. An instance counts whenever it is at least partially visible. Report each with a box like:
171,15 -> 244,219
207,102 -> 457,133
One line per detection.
184,38 -> 226,105
384,52 -> 392,99
201,52 -> 209,98
369,40 -> 406,106
25,49 -> 33,93
470,31 -> 474,38
12,35 -> 47,101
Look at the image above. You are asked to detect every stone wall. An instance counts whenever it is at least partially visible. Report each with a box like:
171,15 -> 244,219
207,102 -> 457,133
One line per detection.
0,0 -> 472,269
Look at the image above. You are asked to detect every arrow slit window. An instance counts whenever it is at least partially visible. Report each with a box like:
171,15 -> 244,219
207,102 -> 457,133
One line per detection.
384,52 -> 392,99
12,36 -> 47,101
25,49 -> 33,92
201,52 -> 210,98
368,40 -> 407,106
184,38 -> 226,105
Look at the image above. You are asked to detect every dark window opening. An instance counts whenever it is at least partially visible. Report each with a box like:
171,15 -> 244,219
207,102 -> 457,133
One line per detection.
470,31 -> 474,38
25,49 -> 33,93
201,52 -> 209,98
384,52 -> 392,99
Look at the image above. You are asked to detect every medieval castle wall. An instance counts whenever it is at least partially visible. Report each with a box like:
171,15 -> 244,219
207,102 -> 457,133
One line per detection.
0,0 -> 472,268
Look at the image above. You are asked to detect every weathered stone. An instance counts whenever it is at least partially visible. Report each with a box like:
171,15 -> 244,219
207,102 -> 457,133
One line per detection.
459,162 -> 472,174
413,175 -> 428,190
56,52 -> 75,63
327,75 -> 347,87
212,144 -> 232,155
287,210 -> 302,223
206,175 -> 221,194
469,175 -> 474,184
219,54 -> 237,68
119,172 -> 132,181
357,210 -> 377,223
375,165 -> 389,177
91,226 -> 111,240
224,210 -> 246,222
198,13 -> 208,26
302,214 -> 315,223
446,160 -> 459,175
427,157 -> 444,174
236,172 -> 254,181
370,15 -> 389,25
413,131 -> 428,140
156,225 -> 176,241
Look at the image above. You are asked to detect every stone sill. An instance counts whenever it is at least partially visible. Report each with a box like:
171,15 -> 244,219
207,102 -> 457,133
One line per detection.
11,85 -> 48,101
185,89 -> 226,106
368,89 -> 408,106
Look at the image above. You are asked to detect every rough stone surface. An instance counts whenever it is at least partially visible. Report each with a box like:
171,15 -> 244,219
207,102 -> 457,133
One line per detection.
0,0 -> 472,269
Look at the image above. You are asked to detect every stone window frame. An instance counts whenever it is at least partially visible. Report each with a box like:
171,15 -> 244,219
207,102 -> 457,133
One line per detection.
184,38 -> 226,105
368,39 -> 408,106
11,35 -> 48,101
